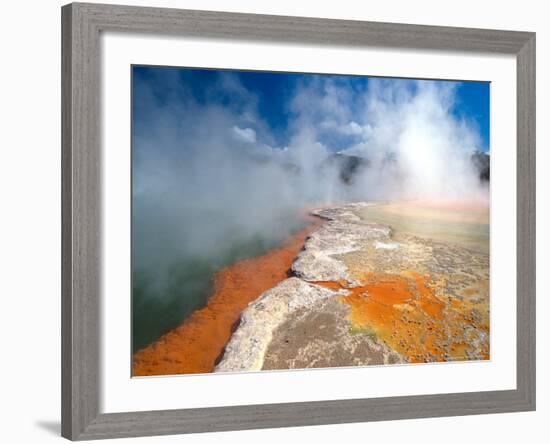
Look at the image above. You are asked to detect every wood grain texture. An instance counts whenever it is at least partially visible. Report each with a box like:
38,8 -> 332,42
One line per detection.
516,34 -> 536,409
76,2 -> 532,53
61,2 -> 536,440
62,3 -> 101,439
61,4 -> 73,438
76,389 -> 532,440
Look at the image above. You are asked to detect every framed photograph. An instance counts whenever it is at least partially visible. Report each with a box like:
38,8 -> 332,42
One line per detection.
61,2 -> 535,440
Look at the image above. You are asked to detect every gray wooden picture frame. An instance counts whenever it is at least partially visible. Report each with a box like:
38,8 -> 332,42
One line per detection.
61,2 -> 536,440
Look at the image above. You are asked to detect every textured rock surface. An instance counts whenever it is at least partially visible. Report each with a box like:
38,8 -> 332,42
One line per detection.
334,203 -> 490,363
292,204 -> 391,284
214,278 -> 349,372
216,201 -> 489,372
263,298 -> 404,370
215,203 -> 407,373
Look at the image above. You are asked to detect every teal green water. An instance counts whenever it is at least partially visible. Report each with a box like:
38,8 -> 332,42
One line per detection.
132,223 -> 306,353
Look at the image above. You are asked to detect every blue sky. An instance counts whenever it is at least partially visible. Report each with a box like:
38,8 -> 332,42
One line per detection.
133,65 -> 490,154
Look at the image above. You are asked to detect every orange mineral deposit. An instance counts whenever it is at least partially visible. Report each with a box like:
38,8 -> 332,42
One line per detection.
132,218 -> 321,376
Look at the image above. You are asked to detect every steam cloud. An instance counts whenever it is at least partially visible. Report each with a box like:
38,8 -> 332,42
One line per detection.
132,69 -> 488,305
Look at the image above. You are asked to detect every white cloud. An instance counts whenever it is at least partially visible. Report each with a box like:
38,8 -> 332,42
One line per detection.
232,126 -> 257,144
339,121 -> 373,138
342,121 -> 362,135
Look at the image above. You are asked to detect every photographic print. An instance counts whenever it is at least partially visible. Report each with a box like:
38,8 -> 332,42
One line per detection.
131,66 -> 490,377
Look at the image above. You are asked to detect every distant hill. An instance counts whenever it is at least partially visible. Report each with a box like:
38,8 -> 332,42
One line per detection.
471,152 -> 490,182
263,151 -> 490,185
326,152 -> 490,185
324,153 -> 371,184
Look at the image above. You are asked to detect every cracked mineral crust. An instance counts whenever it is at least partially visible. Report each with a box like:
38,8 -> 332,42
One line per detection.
215,201 -> 489,372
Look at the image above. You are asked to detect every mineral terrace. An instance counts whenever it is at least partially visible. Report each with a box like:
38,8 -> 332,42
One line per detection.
216,202 -> 490,372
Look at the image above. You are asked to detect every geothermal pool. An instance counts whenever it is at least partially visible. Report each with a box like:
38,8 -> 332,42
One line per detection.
132,201 -> 490,376
132,212 -> 309,354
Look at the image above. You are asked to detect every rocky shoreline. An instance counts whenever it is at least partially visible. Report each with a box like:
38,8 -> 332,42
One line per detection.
216,201 -> 490,372
215,278 -> 351,372
215,203 -> 408,372
291,204 -> 392,285
132,222 -> 321,376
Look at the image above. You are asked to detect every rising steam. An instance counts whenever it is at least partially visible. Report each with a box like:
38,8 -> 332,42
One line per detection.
132,69 -> 488,340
